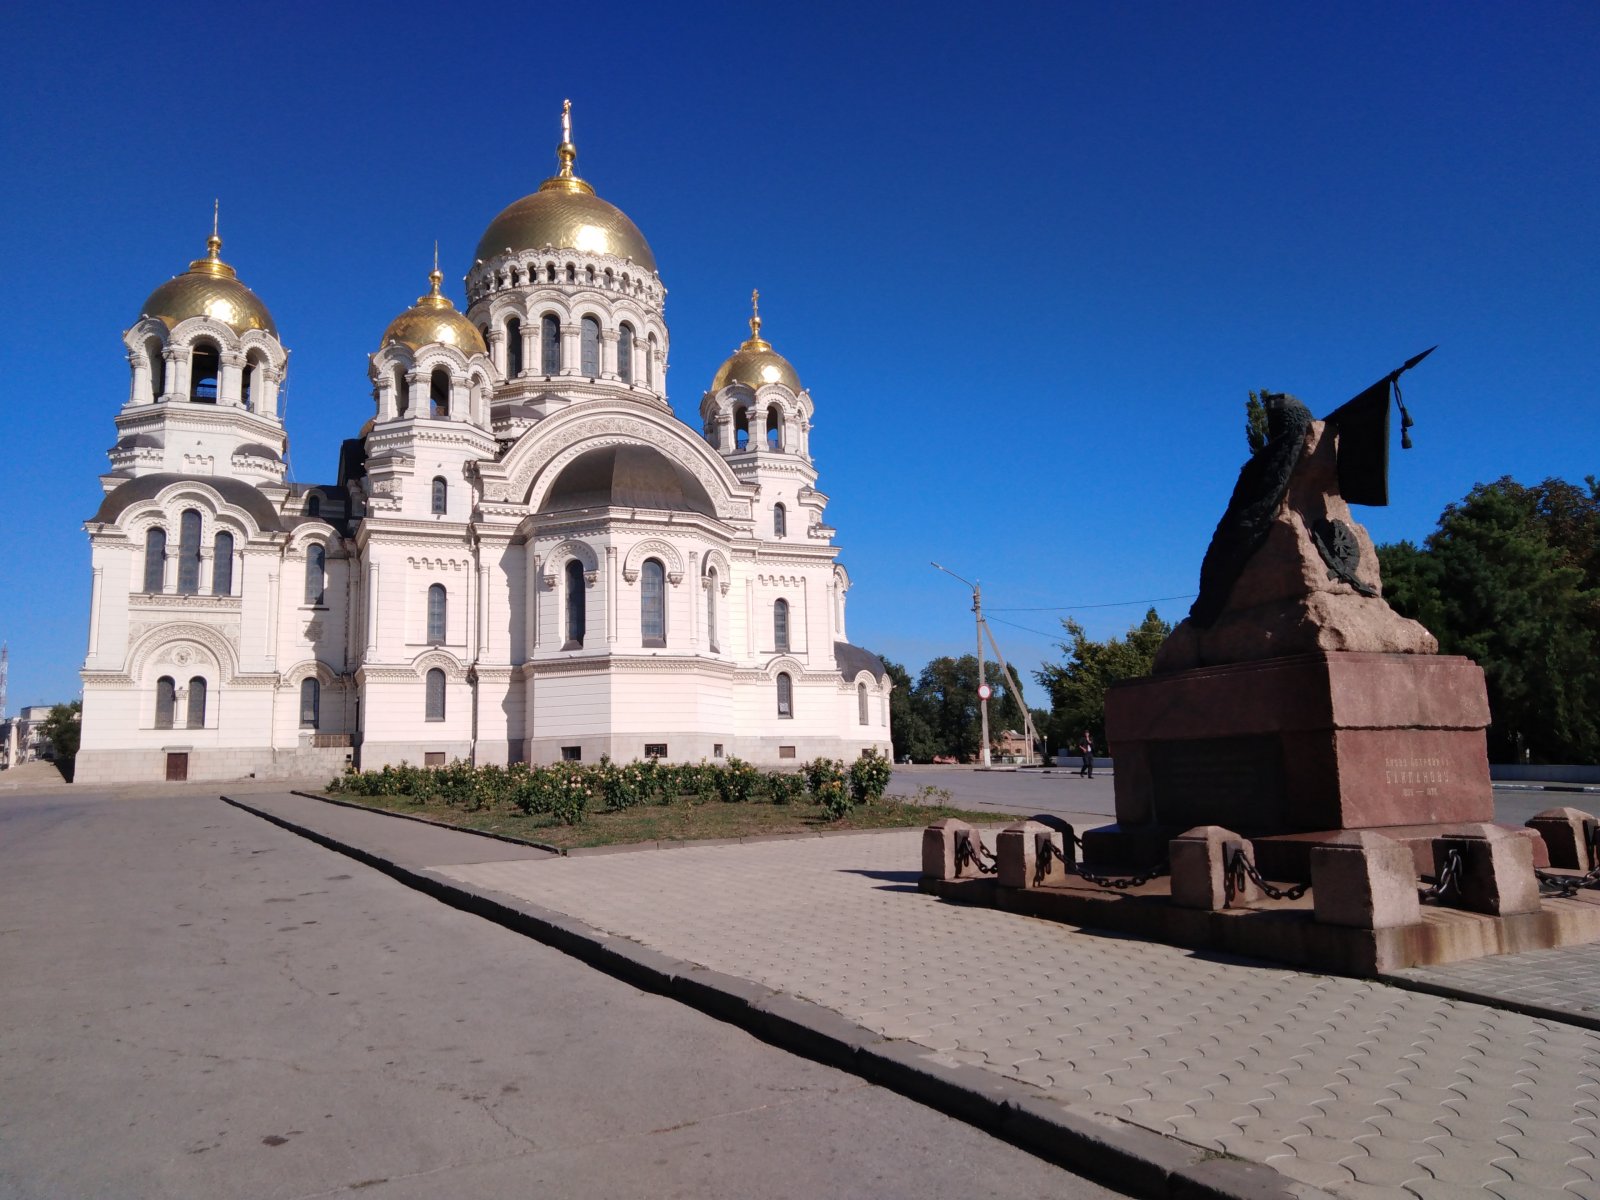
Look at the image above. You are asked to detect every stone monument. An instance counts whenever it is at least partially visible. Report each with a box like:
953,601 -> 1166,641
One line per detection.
1092,352 -> 1529,878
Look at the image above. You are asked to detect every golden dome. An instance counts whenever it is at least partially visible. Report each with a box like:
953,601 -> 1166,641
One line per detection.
473,101 -> 657,273
139,233 -> 277,336
381,267 -> 486,354
710,292 -> 802,393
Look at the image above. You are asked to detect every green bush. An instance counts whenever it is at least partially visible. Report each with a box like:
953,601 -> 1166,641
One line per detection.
847,749 -> 893,805
598,760 -> 653,811
802,756 -> 844,796
716,757 -> 762,804
817,778 -> 852,820
766,770 -> 806,805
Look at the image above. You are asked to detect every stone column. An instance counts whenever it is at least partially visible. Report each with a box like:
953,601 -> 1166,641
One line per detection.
87,566 -> 103,656
606,546 -> 618,644
365,564 -> 380,652
265,569 -> 279,668
745,579 -> 756,656
601,330 -> 618,380
750,406 -> 767,452
219,353 -> 244,406
561,324 -> 579,376
521,324 -> 537,377
720,409 -> 735,453
687,552 -> 699,649
527,553 -> 540,652
486,326 -> 505,376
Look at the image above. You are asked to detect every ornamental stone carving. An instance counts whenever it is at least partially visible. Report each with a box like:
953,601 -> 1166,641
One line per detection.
621,538 -> 685,584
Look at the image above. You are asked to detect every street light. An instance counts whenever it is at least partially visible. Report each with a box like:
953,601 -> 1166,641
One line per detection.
930,562 -> 991,768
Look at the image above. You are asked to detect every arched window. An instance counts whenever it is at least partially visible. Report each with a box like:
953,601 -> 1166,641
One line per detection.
300,678 -> 320,729
429,368 -> 450,418
431,476 -> 447,515
646,334 -> 657,387
176,509 -> 202,594
580,316 -> 600,377
186,676 -> 207,729
566,263 -> 576,283
767,405 -> 783,451
191,340 -> 220,401
774,598 -> 790,652
564,559 -> 586,648
393,366 -> 409,416
143,527 -> 167,593
425,668 -> 446,721
541,314 -> 561,374
706,568 -> 719,652
505,317 -> 523,376
427,583 -> 447,643
858,682 -> 869,725
304,543 -> 325,606
155,676 -> 176,729
212,531 -> 234,596
546,263 -> 557,283
241,357 -> 257,410
641,558 -> 665,647
585,265 -> 596,285
776,672 -> 793,719
618,323 -> 634,384
773,503 -> 787,539
306,493 -> 322,518
146,338 -> 166,400
734,407 -> 750,451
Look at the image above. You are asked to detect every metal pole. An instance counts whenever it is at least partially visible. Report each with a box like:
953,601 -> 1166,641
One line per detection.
974,583 -> 991,767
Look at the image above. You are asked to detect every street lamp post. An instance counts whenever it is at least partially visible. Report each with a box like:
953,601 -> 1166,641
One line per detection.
931,562 -> 991,768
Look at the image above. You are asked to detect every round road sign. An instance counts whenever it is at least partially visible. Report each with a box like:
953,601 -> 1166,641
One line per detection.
977,684 -> 992,701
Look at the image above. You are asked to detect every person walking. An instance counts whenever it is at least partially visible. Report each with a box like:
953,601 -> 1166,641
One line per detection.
1078,731 -> 1094,779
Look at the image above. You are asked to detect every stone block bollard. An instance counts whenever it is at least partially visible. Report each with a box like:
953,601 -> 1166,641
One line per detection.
996,821 -> 1071,890
1527,807 -> 1598,871
922,818 -> 974,881
1310,831 -> 1421,930
1431,823 -> 1541,916
1170,826 -> 1257,910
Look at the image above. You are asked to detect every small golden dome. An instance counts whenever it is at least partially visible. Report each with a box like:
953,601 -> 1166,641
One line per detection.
381,267 -> 487,354
473,101 -> 657,273
139,233 -> 277,336
710,291 -> 802,393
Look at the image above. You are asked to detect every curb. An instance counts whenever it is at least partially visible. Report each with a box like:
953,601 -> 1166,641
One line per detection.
223,792 -> 1331,1200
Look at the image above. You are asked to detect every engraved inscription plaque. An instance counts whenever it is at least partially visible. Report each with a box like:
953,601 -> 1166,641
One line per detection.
1148,736 -> 1286,830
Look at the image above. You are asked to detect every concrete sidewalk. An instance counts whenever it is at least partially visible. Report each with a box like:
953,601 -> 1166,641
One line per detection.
228,790 -> 1600,1200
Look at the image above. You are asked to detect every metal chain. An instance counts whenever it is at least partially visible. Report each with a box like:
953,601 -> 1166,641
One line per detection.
1535,826 -> 1600,896
1223,848 -> 1311,903
1420,846 -> 1464,902
953,828 -> 999,876
1074,858 -> 1170,890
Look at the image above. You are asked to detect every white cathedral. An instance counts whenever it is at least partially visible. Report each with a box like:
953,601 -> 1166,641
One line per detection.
75,107 -> 892,784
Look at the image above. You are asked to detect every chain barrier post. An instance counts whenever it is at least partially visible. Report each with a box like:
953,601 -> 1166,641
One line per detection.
1310,831 -> 1419,929
1429,826 -> 1541,915
1171,825 -> 1255,910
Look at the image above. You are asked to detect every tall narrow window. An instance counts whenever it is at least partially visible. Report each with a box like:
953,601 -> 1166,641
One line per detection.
212,531 -> 234,596
734,407 -> 750,451
706,569 -> 719,652
767,405 -> 783,451
776,672 -> 793,719
186,676 -> 207,729
646,334 -> 657,387
773,503 -> 787,539
618,323 -> 634,384
307,494 -> 321,518
300,678 -> 320,729
191,341 -> 220,401
427,583 -> 447,643
858,682 -> 869,725
564,559 -> 586,648
505,317 -> 523,375
641,559 -> 665,647
241,358 -> 256,410
429,368 -> 450,418
425,668 -> 446,721
155,676 -> 176,729
431,476 -> 447,515
541,314 -> 561,374
774,598 -> 790,652
147,338 -> 166,400
304,543 -> 325,606
143,527 -> 167,593
177,510 -> 202,594
580,316 -> 600,377
394,366 -> 409,416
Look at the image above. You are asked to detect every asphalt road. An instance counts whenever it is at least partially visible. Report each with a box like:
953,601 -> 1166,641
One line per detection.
0,787 -> 1121,1200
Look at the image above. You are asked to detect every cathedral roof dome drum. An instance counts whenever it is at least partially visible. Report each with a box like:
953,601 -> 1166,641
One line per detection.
710,296 -> 802,393
473,102 -> 657,273
381,266 -> 486,354
139,231 -> 277,336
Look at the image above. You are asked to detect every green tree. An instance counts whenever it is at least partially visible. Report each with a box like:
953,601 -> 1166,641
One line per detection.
912,655 -> 1024,762
38,700 -> 82,765
1244,389 -> 1272,455
1034,608 -> 1171,751
879,657 -> 939,763
1377,476 -> 1600,763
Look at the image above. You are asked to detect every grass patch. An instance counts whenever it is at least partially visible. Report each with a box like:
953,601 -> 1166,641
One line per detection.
317,789 -> 1019,851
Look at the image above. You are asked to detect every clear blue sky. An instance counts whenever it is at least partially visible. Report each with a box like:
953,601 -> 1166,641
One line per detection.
2,0 -> 1595,712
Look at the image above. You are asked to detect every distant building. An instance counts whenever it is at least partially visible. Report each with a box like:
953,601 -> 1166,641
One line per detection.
993,729 -> 1034,763
1,706 -> 60,769
76,106 -> 892,784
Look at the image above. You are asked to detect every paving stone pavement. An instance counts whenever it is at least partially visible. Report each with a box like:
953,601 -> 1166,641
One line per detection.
435,830 -> 1600,1200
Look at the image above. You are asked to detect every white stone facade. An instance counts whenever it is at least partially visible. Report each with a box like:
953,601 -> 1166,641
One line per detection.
76,120 -> 891,784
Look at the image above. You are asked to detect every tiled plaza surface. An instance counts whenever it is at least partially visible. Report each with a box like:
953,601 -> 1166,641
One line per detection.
433,828 -> 1600,1200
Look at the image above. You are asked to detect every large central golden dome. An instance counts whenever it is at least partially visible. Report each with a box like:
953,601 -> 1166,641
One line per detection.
140,234 -> 277,336
473,104 -> 657,273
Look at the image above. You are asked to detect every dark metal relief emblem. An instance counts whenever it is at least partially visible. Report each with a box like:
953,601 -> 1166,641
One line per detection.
1311,518 -> 1377,597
